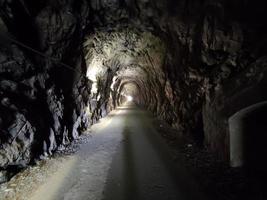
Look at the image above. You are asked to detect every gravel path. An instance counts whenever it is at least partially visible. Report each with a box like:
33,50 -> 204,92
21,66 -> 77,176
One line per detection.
0,103 -> 208,200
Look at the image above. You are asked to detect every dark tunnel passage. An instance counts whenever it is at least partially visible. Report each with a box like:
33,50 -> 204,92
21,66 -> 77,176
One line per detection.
1,0 -> 267,200
229,102 -> 267,198
229,102 -> 267,169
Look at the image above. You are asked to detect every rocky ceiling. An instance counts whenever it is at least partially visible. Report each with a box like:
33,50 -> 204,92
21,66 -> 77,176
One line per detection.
83,29 -> 165,106
0,0 -> 267,176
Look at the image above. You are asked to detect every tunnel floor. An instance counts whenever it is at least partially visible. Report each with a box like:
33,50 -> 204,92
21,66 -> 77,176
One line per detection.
0,103 -> 207,200
102,103 -> 206,200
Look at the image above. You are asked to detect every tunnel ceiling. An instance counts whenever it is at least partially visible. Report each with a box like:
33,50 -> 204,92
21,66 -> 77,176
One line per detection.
1,0 -> 267,173
83,29 -> 165,101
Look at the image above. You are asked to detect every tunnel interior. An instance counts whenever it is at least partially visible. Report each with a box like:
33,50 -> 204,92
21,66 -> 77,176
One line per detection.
83,29 -> 166,113
1,0 -> 267,198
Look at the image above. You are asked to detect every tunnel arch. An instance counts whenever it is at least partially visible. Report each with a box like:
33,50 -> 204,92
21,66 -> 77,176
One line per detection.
1,1 -> 267,187
82,26 -> 167,119
117,79 -> 143,104
229,101 -> 267,168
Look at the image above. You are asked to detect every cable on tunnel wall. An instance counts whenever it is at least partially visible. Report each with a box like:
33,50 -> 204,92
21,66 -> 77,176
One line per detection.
0,31 -> 83,74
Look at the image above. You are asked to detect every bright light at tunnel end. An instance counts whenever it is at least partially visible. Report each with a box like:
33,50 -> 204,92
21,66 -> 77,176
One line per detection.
127,96 -> 133,102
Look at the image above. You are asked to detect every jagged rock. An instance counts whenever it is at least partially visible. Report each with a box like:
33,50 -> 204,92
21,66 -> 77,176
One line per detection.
0,0 -> 267,177
0,112 -> 35,168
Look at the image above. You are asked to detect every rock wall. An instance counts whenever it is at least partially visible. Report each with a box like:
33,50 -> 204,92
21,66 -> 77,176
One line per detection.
85,0 -> 267,160
0,0 -> 92,170
1,0 -> 267,174
157,1 -> 267,159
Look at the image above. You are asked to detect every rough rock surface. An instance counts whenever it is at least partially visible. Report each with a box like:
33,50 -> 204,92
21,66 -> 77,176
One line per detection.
0,0 -> 267,177
0,0 -> 92,173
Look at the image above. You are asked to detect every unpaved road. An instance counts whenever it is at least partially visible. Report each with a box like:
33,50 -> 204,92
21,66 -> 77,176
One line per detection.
28,103 -> 207,200
101,103 -> 206,200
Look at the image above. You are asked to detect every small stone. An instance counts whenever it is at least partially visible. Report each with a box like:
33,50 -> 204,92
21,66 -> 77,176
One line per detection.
4,188 -> 13,192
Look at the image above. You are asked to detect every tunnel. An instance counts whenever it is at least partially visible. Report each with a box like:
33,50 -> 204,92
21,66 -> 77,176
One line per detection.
1,0 -> 267,200
229,101 -> 267,197
229,101 -> 267,168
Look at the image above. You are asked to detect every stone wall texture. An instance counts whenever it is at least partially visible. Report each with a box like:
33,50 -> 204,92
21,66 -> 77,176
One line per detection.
0,0 -> 267,171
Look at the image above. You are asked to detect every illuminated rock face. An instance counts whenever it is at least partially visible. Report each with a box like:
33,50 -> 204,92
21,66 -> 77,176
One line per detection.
0,0 -> 267,171
83,29 -> 166,118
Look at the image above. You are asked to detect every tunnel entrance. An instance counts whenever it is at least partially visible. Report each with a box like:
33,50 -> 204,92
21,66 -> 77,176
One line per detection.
229,102 -> 267,172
